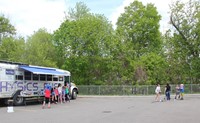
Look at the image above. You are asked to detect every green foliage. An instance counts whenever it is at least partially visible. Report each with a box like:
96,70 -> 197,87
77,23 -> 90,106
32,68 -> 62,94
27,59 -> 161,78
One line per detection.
0,14 -> 16,35
139,53 -> 167,85
25,28 -> 57,67
54,5 -> 115,85
67,2 -> 90,20
168,0 -> 200,83
116,0 -> 162,57
0,37 -> 25,62
115,0 -> 164,85
1,1 -> 200,85
0,14 -> 16,43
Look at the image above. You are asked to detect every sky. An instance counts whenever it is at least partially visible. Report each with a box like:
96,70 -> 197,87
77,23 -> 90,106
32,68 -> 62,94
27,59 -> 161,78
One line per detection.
0,0 -> 188,37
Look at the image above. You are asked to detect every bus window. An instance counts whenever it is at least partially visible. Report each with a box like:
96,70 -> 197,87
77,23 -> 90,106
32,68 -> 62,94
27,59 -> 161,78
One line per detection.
33,74 -> 39,81
25,71 -> 32,80
59,76 -> 63,81
65,76 -> 70,82
40,74 -> 46,81
16,75 -> 23,80
53,76 -> 58,81
47,75 -> 52,81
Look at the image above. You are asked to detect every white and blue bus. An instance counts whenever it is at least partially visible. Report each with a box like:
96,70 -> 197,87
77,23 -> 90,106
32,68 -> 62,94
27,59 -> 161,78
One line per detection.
0,61 -> 78,105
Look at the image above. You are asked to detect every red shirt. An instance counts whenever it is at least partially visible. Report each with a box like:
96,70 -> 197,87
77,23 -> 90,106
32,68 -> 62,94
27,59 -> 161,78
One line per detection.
45,89 -> 51,98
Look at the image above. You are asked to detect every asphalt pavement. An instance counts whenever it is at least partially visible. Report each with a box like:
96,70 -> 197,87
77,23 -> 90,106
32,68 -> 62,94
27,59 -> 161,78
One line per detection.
0,94 -> 200,123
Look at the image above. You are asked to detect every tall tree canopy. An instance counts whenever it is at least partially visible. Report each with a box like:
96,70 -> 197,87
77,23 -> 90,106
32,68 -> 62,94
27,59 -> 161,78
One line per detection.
67,2 -> 90,20
115,0 -> 163,85
25,28 -> 57,67
1,1 -> 200,85
116,0 -> 162,58
0,37 -> 25,61
54,2 -> 115,85
0,15 -> 16,43
169,0 -> 200,83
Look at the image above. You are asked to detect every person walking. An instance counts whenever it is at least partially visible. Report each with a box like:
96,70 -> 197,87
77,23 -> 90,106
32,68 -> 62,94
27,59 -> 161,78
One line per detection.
165,83 -> 171,101
155,84 -> 161,102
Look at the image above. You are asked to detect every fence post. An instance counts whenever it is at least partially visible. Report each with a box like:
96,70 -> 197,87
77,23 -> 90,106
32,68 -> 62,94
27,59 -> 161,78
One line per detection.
122,85 -> 124,95
98,86 -> 100,95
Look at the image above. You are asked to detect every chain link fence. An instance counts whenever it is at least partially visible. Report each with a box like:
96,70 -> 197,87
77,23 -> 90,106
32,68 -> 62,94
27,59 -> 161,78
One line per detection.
77,84 -> 200,95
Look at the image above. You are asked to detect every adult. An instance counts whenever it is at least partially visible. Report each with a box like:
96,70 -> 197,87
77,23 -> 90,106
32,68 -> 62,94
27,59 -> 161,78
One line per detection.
165,83 -> 171,100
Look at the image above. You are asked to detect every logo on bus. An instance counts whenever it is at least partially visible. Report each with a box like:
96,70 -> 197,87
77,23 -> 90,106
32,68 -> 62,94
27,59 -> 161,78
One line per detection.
6,69 -> 15,75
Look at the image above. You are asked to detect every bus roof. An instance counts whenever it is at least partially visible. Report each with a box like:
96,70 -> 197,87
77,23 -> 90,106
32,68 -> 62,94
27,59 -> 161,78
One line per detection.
0,60 -> 71,76
20,65 -> 70,76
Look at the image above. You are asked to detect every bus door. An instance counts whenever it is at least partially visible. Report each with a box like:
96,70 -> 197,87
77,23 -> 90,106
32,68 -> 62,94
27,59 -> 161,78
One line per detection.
64,76 -> 70,86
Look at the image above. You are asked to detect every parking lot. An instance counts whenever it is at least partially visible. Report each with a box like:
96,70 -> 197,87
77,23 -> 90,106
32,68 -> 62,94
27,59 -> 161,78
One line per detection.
1,95 -> 200,123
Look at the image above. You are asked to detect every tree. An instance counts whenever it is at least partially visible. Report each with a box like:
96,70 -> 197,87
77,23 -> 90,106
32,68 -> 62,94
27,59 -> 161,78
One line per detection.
169,0 -> 200,83
25,28 -> 57,67
138,53 -> 167,85
0,37 -> 25,62
0,14 -> 16,43
67,2 -> 90,20
115,0 -> 163,84
54,2 -> 116,85
116,0 -> 162,57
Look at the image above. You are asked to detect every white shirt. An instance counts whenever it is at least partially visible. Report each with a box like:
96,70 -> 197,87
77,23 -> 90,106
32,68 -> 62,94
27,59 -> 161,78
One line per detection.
58,86 -> 62,94
155,86 -> 161,94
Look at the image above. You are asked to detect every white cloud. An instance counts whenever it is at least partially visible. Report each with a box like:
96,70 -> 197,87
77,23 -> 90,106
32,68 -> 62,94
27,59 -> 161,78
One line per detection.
0,0 -> 190,37
0,0 -> 67,37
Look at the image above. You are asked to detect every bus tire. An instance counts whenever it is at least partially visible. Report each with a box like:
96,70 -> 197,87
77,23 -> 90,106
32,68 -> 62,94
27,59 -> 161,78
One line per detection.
13,91 -> 24,106
71,89 -> 77,99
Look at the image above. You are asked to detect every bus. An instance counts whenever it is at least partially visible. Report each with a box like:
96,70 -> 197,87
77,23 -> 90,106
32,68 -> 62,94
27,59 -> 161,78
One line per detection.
0,60 -> 78,105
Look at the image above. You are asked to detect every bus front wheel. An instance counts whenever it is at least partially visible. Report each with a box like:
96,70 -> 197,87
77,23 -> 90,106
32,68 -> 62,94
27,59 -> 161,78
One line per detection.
71,89 -> 77,99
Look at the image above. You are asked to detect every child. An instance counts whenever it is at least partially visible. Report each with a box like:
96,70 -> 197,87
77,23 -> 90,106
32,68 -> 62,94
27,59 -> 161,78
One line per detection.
51,87 -> 57,104
62,86 -> 66,103
58,83 -> 62,103
42,84 -> 51,109
65,85 -> 70,102
54,86 -> 59,104
174,84 -> 180,100
180,84 -> 184,100
155,84 -> 161,102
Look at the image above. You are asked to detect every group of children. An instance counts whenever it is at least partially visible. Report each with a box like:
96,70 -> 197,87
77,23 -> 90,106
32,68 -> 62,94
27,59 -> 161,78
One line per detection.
174,84 -> 184,100
155,83 -> 184,102
42,83 -> 70,109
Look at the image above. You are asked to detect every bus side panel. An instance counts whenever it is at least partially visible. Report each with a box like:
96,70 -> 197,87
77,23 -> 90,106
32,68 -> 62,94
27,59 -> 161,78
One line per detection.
19,81 -> 64,96
0,81 -> 19,98
0,64 -> 18,98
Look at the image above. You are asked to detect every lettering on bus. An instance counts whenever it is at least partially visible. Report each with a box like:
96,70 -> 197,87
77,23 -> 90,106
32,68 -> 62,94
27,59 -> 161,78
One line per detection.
0,81 -> 60,92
